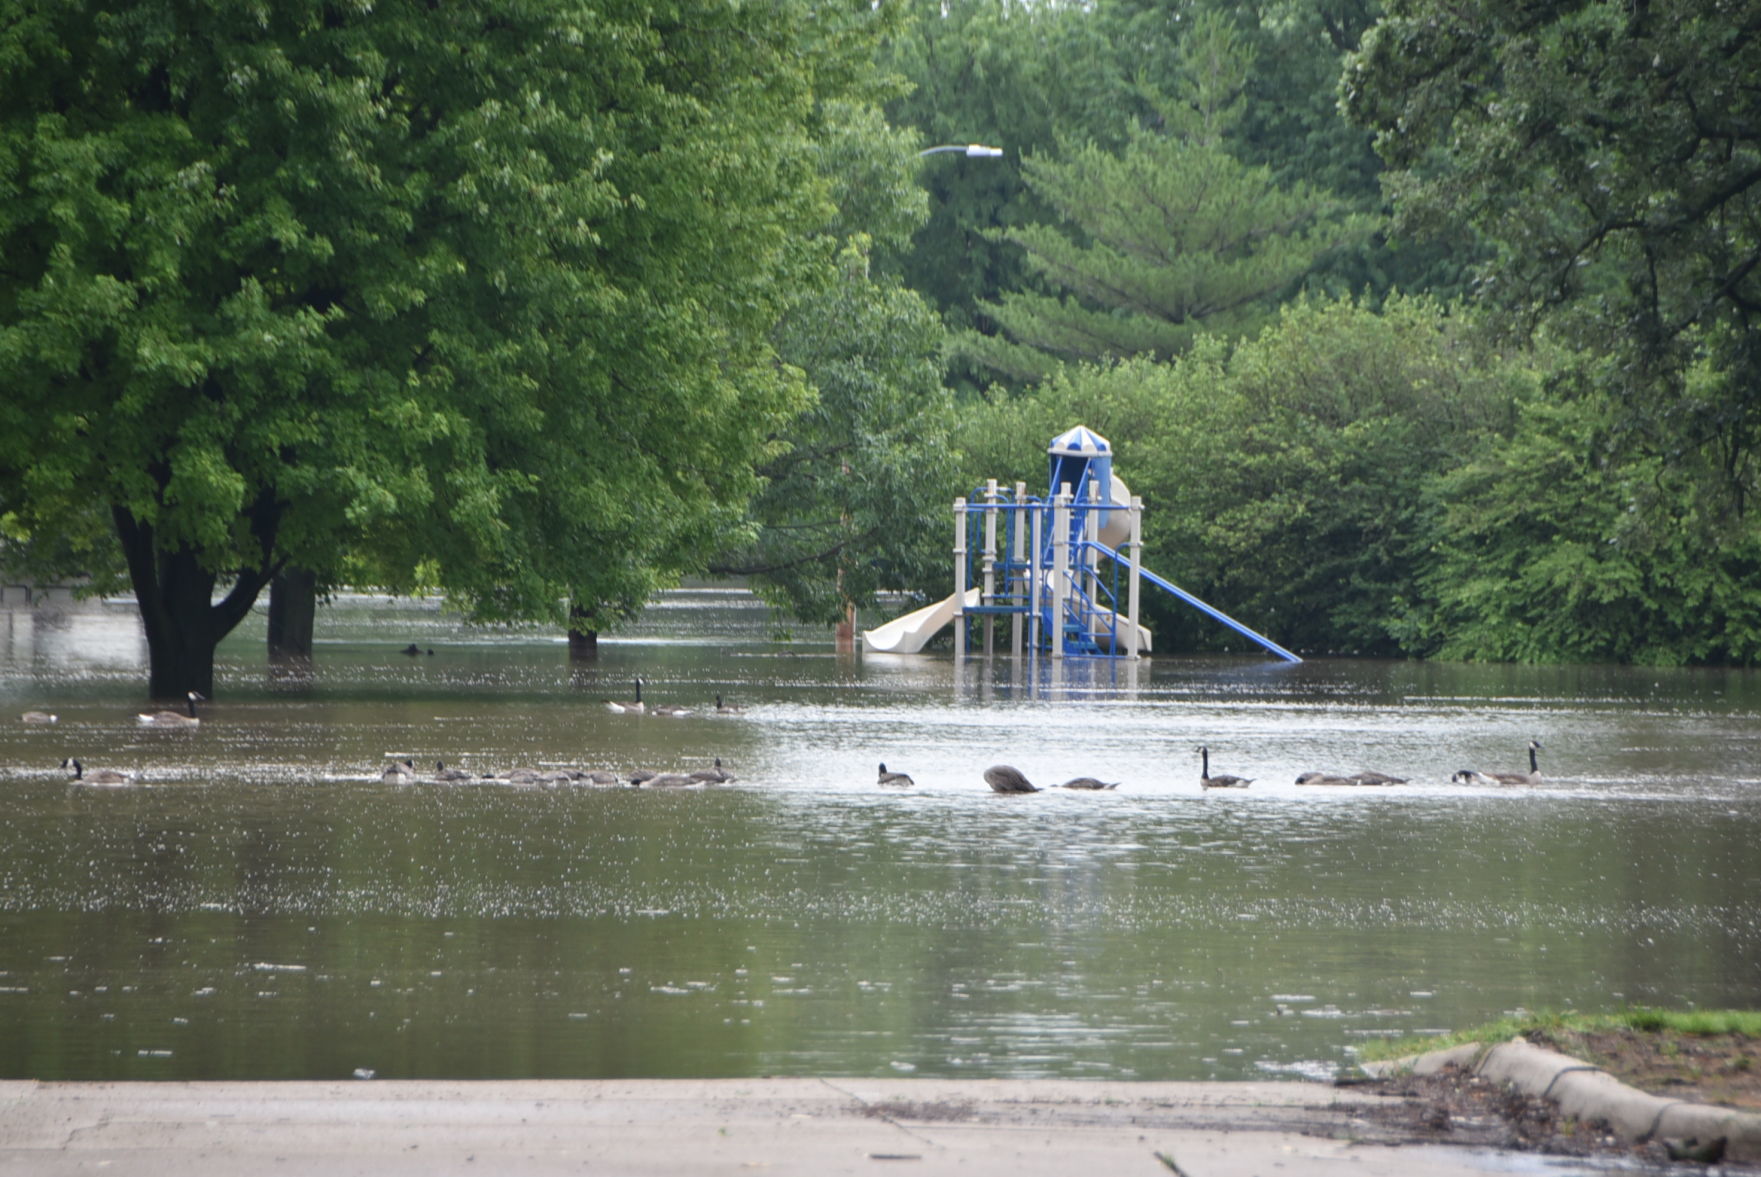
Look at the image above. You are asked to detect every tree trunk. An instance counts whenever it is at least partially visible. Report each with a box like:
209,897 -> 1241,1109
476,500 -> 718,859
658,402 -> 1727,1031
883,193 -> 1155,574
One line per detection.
112,506 -> 277,699
567,602 -> 598,660
267,566 -> 317,660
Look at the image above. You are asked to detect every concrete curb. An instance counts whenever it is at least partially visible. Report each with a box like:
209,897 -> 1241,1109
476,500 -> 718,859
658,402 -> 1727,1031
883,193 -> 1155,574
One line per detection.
1363,1036 -> 1761,1163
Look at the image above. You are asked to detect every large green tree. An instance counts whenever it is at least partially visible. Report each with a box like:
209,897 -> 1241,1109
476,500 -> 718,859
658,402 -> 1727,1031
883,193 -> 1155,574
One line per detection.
1342,0 -> 1761,516
0,0 -> 869,696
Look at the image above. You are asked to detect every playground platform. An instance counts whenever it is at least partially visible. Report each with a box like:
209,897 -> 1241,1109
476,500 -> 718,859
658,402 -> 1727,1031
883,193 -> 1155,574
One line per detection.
862,425 -> 1299,663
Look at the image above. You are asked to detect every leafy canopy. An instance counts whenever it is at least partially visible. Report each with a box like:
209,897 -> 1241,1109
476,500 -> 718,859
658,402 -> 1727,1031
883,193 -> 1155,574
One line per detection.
0,0 -> 881,689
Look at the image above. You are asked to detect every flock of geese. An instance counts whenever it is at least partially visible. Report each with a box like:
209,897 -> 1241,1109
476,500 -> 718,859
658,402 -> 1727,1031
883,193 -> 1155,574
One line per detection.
925,739 -> 1545,794
376,756 -> 738,788
25,682 -> 748,788
23,676 -> 1546,794
604,677 -> 743,717
23,690 -> 204,729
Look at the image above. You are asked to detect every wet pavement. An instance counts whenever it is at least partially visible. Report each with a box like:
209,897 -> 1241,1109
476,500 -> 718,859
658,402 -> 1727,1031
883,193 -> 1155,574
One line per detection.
0,1077 -> 1625,1176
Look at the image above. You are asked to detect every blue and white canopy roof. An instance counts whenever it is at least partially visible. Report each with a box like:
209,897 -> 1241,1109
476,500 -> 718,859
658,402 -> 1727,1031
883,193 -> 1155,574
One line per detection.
1047,424 -> 1111,457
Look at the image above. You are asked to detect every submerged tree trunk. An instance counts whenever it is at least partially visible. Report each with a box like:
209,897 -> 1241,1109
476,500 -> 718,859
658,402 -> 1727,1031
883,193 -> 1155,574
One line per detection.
112,506 -> 278,699
267,566 -> 317,660
567,602 -> 598,660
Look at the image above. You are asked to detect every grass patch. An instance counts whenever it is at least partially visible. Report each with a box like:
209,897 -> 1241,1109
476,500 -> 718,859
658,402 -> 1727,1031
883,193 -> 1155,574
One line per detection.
1358,1008 -> 1761,1065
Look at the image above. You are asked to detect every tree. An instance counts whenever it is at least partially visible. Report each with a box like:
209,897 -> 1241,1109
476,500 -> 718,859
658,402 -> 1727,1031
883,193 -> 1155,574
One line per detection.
1341,0 -> 1761,517
707,101 -> 956,627
718,242 -> 954,626
0,0 -> 872,697
1407,383 -> 1761,665
954,13 -> 1381,384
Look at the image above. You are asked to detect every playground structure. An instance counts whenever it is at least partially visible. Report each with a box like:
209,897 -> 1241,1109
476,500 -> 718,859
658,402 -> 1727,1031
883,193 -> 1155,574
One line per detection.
862,425 -> 1300,662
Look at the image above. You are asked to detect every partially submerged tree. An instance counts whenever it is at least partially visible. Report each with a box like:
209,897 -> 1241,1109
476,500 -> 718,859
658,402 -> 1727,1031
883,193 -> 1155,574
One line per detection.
0,0 -> 868,696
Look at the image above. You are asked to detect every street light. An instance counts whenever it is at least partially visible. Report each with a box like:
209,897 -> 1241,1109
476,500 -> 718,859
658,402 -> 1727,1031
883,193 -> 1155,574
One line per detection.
917,144 -> 1005,158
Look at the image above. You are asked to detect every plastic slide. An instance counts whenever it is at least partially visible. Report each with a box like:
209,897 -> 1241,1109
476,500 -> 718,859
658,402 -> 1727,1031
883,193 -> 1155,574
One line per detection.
862,589 -> 981,654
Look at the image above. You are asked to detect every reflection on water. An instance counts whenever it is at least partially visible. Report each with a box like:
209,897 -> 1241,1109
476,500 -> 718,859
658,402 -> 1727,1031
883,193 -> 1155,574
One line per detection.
1,591 -> 1759,1082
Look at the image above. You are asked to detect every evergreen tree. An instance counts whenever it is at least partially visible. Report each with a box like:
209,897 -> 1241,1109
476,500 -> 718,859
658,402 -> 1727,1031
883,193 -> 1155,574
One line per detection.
956,14 -> 1380,384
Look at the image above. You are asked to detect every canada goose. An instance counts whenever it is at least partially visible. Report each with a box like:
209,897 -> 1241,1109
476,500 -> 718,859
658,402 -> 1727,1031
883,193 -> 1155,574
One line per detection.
984,765 -> 1040,793
1058,777 -> 1118,790
580,769 -> 622,786
1351,770 -> 1406,786
400,643 -> 433,656
1294,771 -> 1355,787
1199,746 -> 1251,789
495,767 -> 544,785
605,679 -> 646,714
381,758 -> 416,782
138,691 -> 204,726
1450,769 -> 1493,785
21,710 -> 58,724
642,772 -> 697,788
1485,739 -> 1543,786
434,761 -> 474,782
877,762 -> 915,787
652,701 -> 691,717
714,694 -> 746,714
689,757 -> 735,783
628,768 -> 659,785
62,757 -> 134,786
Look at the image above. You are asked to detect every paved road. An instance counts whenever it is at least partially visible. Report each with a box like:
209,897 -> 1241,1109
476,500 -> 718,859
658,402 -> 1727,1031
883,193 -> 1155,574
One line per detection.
0,1077 -> 1607,1176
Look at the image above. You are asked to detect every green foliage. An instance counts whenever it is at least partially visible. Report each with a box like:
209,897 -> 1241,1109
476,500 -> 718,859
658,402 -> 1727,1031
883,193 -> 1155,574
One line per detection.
951,14 -> 1382,385
1404,380 -> 1761,665
881,0 -> 1144,393
956,295 -> 1529,655
1360,1007 -> 1761,1065
1342,0 -> 1761,515
728,244 -> 954,626
0,0 -> 887,686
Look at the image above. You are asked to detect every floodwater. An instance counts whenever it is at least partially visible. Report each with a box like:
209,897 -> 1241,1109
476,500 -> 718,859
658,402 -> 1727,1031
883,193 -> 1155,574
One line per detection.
1,590 -> 1758,1083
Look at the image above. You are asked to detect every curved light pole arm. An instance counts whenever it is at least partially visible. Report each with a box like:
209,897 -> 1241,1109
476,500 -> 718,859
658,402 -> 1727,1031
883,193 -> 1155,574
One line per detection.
918,144 -> 1005,158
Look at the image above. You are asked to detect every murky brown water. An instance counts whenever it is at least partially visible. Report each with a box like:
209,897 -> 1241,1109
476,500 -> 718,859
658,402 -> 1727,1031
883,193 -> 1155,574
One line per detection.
2,591 -> 1758,1081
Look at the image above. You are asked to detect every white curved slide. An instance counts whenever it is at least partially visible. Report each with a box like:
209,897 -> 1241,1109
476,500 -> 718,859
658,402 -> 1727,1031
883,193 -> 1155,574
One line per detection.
862,589 -> 981,654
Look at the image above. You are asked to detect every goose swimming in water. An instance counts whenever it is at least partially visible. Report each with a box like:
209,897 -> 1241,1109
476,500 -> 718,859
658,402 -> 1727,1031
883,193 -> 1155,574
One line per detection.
434,761 -> 474,782
605,679 -> 646,714
642,772 -> 697,788
1294,771 -> 1356,787
1485,739 -> 1543,786
714,695 -> 746,714
690,758 -> 735,783
1350,769 -> 1406,786
1058,777 -> 1118,790
877,763 -> 915,787
382,759 -> 416,782
984,765 -> 1040,794
1199,746 -> 1251,789
62,757 -> 134,786
138,691 -> 204,726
